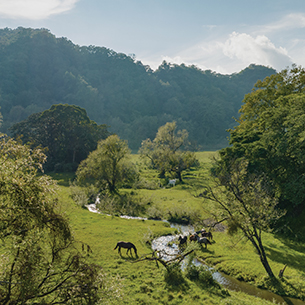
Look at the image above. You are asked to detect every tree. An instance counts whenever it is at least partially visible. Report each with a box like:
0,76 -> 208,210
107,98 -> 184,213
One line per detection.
10,104 -> 109,172
139,122 -> 198,182
0,134 -> 115,304
219,65 -> 305,211
76,134 -> 138,194
203,158 -> 283,278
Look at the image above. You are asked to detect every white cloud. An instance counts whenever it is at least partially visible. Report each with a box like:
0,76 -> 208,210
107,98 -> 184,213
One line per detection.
0,0 -> 79,20
261,13 -> 305,33
144,32 -> 293,74
222,32 -> 292,71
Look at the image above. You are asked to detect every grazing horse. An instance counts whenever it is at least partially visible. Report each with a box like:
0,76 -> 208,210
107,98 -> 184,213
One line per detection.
201,231 -> 213,241
114,241 -> 138,257
189,233 -> 198,242
178,235 -> 187,246
195,235 -> 212,249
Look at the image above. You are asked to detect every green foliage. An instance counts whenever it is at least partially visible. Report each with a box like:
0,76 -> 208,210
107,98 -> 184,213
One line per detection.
164,263 -> 186,287
0,134 -> 110,304
219,65 -> 305,231
76,134 -> 138,194
205,158 -> 284,278
96,192 -> 146,216
185,262 -> 219,288
139,121 -> 199,181
10,103 -> 109,172
70,183 -> 99,208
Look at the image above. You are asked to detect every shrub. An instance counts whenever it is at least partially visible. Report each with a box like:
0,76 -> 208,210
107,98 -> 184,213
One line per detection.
96,192 -> 146,216
133,177 -> 159,190
185,262 -> 219,287
70,184 -> 99,208
164,263 -> 185,287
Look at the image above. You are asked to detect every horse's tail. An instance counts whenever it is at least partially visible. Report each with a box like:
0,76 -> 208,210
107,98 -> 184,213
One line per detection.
207,239 -> 212,245
133,245 -> 138,256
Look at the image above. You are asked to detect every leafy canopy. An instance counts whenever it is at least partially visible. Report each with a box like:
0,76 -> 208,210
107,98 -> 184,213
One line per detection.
139,121 -> 198,182
11,104 -> 109,172
76,134 -> 138,194
0,135 -> 108,304
219,65 -> 305,209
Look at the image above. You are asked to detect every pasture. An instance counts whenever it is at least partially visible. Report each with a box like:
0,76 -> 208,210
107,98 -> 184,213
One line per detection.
52,151 -> 305,304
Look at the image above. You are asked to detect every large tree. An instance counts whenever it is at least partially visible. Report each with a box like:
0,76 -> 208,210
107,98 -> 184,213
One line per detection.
203,158 -> 283,279
219,65 -> 305,210
76,134 -> 138,194
0,135 -> 114,304
139,121 -> 198,182
10,104 -> 109,172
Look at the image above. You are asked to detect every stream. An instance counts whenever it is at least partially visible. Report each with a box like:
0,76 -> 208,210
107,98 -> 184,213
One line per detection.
87,204 -> 304,305
151,223 -> 305,305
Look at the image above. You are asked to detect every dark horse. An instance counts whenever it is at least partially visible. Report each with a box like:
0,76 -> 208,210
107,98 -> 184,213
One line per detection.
178,235 -> 187,246
196,236 -> 212,249
114,241 -> 138,257
201,231 -> 213,240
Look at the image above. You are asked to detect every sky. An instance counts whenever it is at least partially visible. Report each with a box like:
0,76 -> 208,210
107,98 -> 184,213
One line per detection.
0,0 -> 304,74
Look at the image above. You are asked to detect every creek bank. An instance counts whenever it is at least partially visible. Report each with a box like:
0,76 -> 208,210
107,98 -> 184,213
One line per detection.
87,204 -> 305,305
153,223 -> 305,305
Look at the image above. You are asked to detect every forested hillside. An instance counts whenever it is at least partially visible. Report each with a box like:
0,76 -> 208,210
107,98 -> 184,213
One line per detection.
0,27 -> 276,150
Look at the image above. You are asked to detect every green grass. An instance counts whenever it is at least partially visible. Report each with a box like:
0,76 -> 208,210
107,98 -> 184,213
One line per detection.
51,151 -> 305,304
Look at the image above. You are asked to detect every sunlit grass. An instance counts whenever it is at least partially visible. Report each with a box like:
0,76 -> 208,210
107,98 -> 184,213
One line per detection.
50,151 -> 305,303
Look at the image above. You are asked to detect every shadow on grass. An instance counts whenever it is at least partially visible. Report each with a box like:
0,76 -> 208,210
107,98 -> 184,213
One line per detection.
265,241 -> 305,273
258,276 -> 305,304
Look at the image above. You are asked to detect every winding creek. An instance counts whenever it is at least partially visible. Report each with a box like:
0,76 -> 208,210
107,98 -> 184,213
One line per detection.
88,204 -> 305,305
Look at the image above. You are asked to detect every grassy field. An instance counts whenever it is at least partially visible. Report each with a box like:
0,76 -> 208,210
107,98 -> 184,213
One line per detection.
52,152 -> 305,304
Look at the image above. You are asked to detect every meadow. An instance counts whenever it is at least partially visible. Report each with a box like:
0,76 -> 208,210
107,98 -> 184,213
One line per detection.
52,152 -> 305,304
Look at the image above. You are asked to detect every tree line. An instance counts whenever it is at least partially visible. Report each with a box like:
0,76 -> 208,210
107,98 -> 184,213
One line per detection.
0,27 -> 276,151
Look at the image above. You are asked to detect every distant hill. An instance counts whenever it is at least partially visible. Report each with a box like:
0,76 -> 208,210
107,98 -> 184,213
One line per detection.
0,27 -> 276,150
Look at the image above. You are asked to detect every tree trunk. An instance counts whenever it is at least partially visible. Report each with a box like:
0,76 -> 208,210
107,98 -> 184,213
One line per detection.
249,230 -> 275,279
177,171 -> 182,182
257,237 -> 275,278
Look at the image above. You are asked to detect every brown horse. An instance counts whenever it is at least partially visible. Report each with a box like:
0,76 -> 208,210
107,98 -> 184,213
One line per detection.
114,241 -> 138,257
189,234 -> 198,242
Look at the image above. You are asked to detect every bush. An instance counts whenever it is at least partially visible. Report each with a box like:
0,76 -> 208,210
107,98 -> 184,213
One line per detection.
164,263 -> 185,287
133,177 -> 159,190
70,184 -> 99,208
185,263 -> 218,287
166,206 -> 200,224
147,206 -> 163,220
96,192 -> 146,216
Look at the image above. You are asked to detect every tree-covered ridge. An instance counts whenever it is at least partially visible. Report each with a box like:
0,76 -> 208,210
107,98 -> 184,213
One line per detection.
0,27 -> 276,150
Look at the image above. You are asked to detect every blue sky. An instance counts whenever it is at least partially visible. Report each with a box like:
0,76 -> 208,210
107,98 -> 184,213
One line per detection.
0,0 -> 304,74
